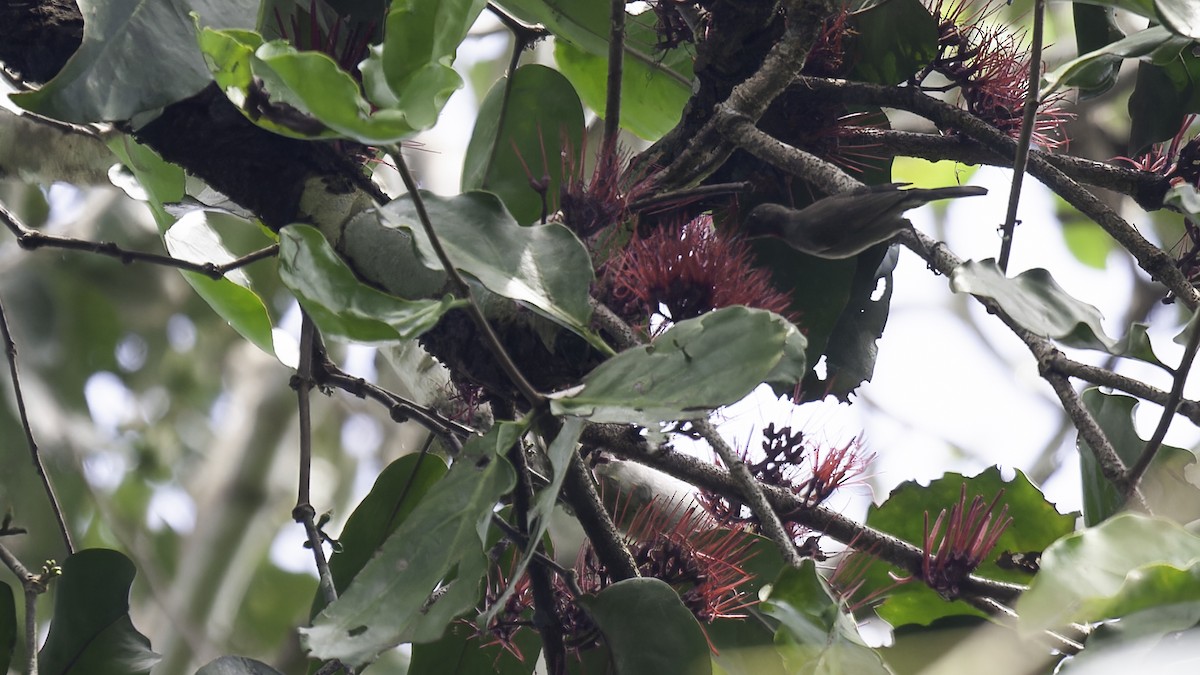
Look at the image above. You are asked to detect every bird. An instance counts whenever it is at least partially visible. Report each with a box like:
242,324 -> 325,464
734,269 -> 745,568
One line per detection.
742,182 -> 988,259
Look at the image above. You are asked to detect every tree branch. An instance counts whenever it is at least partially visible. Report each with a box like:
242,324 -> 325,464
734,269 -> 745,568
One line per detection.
997,0 -> 1044,272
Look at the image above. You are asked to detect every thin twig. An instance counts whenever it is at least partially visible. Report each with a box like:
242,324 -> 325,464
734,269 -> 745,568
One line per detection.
390,149 -> 545,407
1,199 -> 279,279
997,0 -> 1045,272
291,314 -> 338,606
0,542 -> 50,675
604,0 -> 626,148
491,514 -> 584,597
627,181 -> 752,213
1046,353 -> 1200,426
692,419 -> 805,570
0,295 -> 72,554
1123,312 -> 1200,496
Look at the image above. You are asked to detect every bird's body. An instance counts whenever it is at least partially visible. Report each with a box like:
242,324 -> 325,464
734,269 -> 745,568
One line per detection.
743,182 -> 988,259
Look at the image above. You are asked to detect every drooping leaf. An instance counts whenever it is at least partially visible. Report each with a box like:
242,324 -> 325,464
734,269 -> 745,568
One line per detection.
379,191 -> 605,349
502,0 -> 693,140
462,64 -> 585,226
311,453 -> 450,617
12,0 -> 258,123
847,468 -> 1076,628
1128,46 -> 1200,155
549,306 -> 806,425
277,224 -> 464,344
39,550 -> 160,675
300,423 -> 520,667
1157,0 -> 1200,39
195,656 -> 286,675
477,417 -> 584,630
578,578 -> 712,675
950,259 -> 1166,366
1017,513 -> 1200,634
1041,25 -> 1185,98
760,561 -> 890,675
847,0 -> 939,85
1078,389 -> 1199,526
1067,5 -> 1127,100
360,0 -> 488,130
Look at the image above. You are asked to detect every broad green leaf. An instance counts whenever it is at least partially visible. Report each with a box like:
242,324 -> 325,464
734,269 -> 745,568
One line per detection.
761,562 -> 890,675
39,550 -> 160,675
848,468 -> 1076,628
1078,389 -> 1199,526
409,622 -> 538,675
1068,5 -> 1127,100
12,0 -> 258,123
0,582 -> 12,674
550,306 -> 806,425
500,0 -> 693,138
1017,513 -> 1200,634
300,423 -> 520,667
462,64 -> 585,226
360,0 -> 488,130
199,29 -> 420,142
578,578 -> 712,675
311,453 -> 449,617
1157,0 -> 1200,39
380,191 -> 605,349
1058,603 -> 1200,673
278,225 -> 464,344
196,656 -> 285,674
950,259 -> 1165,366
164,211 -> 276,355
1041,25 -> 1186,98
477,417 -> 584,630
847,0 -> 939,85
1128,46 -> 1200,154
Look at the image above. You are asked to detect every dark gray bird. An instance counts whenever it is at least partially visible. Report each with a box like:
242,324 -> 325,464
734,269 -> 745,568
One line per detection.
743,182 -> 988,259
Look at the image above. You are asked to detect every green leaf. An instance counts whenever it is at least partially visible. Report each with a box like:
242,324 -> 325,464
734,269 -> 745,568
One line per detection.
1068,5 -> 1127,100
950,259 -> 1165,365
311,453 -> 449,617
1078,389 -> 1199,526
1058,602 -> 1200,673
380,191 -> 605,349
550,306 -> 806,425
1128,47 -> 1200,155
199,29 -> 421,143
1017,513 -> 1200,634
39,550 -> 160,675
501,0 -> 693,140
0,582 -> 13,674
12,0 -> 257,123
462,64 -> 585,226
278,225 -> 464,344
409,622 -> 538,675
164,211 -> 276,355
761,561 -> 890,675
1157,0 -> 1200,39
477,417 -> 584,630
848,468 -> 1076,628
195,656 -> 286,674
1041,25 -> 1187,98
847,0 -> 939,85
360,0 -> 488,130
578,578 -> 712,675
300,423 -> 519,667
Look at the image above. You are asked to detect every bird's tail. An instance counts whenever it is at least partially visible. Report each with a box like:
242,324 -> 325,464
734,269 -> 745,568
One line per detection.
906,185 -> 988,202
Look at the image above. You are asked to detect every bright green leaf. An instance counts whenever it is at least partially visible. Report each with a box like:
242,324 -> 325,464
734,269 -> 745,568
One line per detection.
462,64 -> 585,226
380,191 -> 604,349
278,224 -> 464,344
951,259 -> 1166,366
12,0 -> 257,123
550,306 -> 806,425
1017,513 -> 1200,634
1041,25 -> 1186,98
39,550 -> 160,675
849,468 -> 1076,628
311,453 -> 449,617
196,656 -> 285,674
164,211 -> 276,355
1069,5 -> 1127,100
578,578 -> 712,675
300,423 -> 519,667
